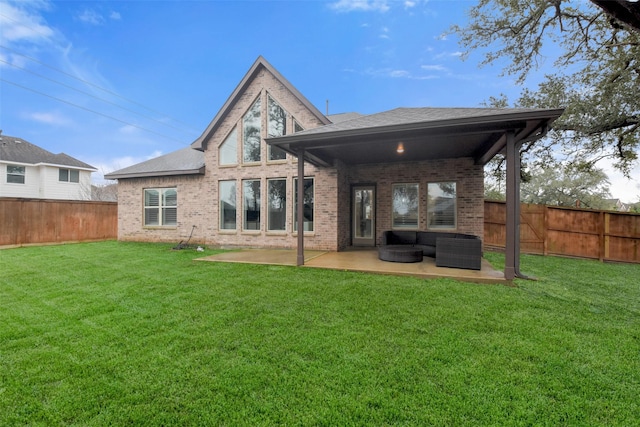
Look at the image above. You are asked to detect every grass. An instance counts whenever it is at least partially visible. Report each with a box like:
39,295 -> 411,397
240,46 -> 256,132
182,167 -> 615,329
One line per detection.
1,241 -> 638,426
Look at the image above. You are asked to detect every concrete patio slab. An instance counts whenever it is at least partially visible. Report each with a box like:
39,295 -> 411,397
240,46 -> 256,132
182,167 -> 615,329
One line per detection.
198,248 -> 508,285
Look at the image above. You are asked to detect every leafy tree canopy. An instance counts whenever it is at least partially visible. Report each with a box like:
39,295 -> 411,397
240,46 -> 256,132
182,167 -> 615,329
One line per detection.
452,0 -> 640,177
520,164 -> 611,209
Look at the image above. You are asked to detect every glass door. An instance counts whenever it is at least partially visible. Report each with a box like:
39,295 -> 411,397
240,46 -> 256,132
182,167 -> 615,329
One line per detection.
352,185 -> 376,246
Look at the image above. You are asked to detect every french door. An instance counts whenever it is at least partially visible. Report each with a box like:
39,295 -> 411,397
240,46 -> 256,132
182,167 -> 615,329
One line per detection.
352,185 -> 376,246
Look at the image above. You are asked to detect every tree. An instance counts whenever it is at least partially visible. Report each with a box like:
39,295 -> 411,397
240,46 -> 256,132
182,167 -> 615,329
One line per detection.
452,0 -> 640,176
520,164 -> 611,208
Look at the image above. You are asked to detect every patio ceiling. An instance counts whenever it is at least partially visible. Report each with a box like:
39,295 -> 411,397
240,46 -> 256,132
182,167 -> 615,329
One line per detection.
267,107 -> 565,167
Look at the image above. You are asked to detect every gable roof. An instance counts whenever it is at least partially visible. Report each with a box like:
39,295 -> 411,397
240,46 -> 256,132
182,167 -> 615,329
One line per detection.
190,56 -> 331,151
0,135 -> 96,170
104,146 -> 205,180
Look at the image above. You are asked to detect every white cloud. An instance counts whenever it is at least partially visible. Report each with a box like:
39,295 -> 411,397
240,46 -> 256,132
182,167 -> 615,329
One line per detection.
329,0 -> 390,13
109,11 -> 121,21
434,50 -> 464,60
76,9 -> 104,25
421,64 -> 447,72
389,69 -> 410,78
24,110 -> 73,127
404,1 -> 417,8
0,1 -> 55,43
119,125 -> 140,135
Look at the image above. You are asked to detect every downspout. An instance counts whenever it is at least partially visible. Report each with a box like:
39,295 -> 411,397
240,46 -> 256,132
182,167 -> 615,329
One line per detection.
504,125 -> 549,280
297,148 -> 305,266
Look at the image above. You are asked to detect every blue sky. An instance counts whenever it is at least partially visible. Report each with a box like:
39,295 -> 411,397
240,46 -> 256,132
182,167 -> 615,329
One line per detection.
1,0 -> 638,202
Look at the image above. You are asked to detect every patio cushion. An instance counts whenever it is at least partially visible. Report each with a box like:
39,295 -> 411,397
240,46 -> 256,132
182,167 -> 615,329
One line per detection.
414,244 -> 436,258
383,230 -> 417,245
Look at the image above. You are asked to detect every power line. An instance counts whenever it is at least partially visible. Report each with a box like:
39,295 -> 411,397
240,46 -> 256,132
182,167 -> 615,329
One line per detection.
1,77 -> 188,145
0,43 -> 200,134
0,58 -> 197,136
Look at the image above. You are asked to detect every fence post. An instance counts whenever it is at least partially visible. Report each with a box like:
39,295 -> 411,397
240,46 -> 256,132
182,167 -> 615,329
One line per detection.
601,211 -> 609,262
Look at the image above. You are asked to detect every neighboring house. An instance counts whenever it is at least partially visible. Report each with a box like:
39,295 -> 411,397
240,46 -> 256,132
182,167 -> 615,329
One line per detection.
106,56 -> 562,278
604,198 -> 631,212
0,134 -> 96,200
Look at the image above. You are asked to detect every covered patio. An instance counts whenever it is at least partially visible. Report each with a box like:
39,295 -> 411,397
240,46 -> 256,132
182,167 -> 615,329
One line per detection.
198,248 -> 507,284
267,107 -> 564,281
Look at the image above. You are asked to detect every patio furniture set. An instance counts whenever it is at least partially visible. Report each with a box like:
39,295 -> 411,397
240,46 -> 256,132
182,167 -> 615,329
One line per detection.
378,230 -> 482,270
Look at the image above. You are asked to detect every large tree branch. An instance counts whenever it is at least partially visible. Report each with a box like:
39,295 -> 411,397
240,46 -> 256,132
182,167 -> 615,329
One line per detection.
553,115 -> 640,134
590,0 -> 640,33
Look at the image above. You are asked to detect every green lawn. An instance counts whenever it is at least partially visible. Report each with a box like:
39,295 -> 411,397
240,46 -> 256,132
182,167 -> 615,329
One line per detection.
1,242 -> 638,426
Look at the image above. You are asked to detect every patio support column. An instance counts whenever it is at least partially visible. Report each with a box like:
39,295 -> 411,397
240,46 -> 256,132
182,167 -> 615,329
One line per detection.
297,148 -> 305,266
504,130 -> 521,281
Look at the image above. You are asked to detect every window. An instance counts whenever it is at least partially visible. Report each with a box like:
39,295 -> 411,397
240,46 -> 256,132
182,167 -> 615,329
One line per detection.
243,179 -> 261,230
144,188 -> 177,227
267,179 -> 287,231
219,181 -> 236,230
267,95 -> 287,161
59,168 -> 80,183
392,183 -> 419,229
293,119 -> 304,133
7,165 -> 25,184
219,127 -> 238,165
243,98 -> 262,163
294,177 -> 314,232
427,182 -> 457,229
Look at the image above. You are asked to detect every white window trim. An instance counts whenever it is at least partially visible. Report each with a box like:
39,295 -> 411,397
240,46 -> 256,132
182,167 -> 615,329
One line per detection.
143,188 -> 177,228
6,164 -> 26,184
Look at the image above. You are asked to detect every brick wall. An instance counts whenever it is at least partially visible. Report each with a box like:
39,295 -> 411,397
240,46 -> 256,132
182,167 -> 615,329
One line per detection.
339,157 -> 484,249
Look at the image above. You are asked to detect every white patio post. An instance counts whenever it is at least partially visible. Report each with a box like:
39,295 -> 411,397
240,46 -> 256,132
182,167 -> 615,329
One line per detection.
297,148 -> 305,266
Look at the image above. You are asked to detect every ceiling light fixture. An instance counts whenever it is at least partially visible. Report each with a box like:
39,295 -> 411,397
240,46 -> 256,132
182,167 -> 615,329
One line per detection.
396,142 -> 405,154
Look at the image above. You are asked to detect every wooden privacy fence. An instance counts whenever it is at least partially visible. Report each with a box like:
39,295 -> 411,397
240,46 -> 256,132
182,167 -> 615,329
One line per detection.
485,200 -> 640,264
0,198 -> 117,247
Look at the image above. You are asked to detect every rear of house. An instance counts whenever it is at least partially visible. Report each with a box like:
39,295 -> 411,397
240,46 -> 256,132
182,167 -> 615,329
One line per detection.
106,57 -> 561,259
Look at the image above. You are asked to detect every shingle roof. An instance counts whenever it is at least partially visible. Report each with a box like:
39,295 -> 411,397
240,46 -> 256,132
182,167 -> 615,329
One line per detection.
0,135 -> 96,170
104,146 -> 205,179
327,112 -> 364,123
292,107 -> 557,137
267,106 -> 564,167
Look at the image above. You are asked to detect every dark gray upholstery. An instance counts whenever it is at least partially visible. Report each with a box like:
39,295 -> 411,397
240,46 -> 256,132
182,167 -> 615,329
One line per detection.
380,230 -> 482,270
435,237 -> 482,270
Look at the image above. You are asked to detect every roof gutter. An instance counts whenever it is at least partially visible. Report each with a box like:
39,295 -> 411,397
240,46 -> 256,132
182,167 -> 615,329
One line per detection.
104,166 -> 205,180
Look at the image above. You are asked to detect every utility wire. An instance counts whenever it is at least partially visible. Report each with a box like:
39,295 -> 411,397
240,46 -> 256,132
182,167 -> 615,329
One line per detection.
1,77 -> 188,144
0,43 -> 200,134
0,58 -> 197,136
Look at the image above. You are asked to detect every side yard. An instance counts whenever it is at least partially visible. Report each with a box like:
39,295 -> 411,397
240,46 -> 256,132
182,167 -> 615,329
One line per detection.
1,242 -> 638,425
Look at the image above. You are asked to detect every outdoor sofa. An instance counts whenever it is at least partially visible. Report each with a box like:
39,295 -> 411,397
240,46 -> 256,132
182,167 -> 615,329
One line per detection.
380,230 -> 482,270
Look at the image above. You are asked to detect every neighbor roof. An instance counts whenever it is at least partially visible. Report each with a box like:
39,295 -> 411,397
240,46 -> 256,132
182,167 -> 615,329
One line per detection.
266,107 -> 565,167
104,146 -> 205,179
0,135 -> 96,170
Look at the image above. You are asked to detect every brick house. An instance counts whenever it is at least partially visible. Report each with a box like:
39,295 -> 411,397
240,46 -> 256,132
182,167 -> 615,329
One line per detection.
106,57 -> 562,279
